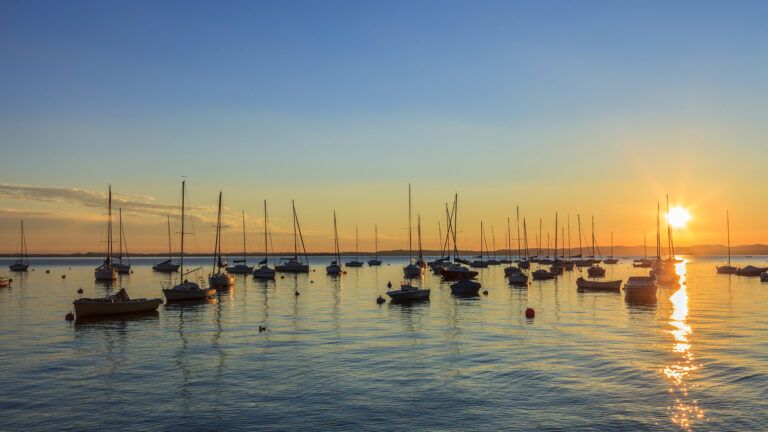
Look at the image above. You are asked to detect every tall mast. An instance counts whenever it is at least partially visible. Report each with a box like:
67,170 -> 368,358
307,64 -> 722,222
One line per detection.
523,217 -> 529,259
491,225 -> 497,260
656,202 -> 662,259
167,215 -> 172,261
242,210 -> 247,265
538,218 -> 542,258
180,180 -> 185,275
356,224 -> 360,261
417,215 -> 423,261
561,227 -> 565,259
374,224 -> 379,260
118,208 -> 123,260
480,221 -> 484,260
408,184 -> 413,263
726,210 -> 731,266
107,185 -> 113,265
452,194 -> 459,259
213,191 -> 222,274
563,214 -> 573,260
20,219 -> 27,263
577,214 -> 582,258
292,201 -> 298,259
516,207 -> 522,261
333,211 -> 339,262
554,212 -> 558,261
610,231 -> 614,259
591,216 -> 596,258
264,200 -> 269,265
666,194 -> 675,260
292,201 -> 309,264
507,217 -> 511,263
644,232 -> 647,260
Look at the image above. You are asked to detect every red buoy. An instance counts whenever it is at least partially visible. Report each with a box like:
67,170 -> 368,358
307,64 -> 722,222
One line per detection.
525,308 -> 535,319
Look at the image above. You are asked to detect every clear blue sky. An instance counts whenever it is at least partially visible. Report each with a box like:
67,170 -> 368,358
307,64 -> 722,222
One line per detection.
1,1 -> 767,252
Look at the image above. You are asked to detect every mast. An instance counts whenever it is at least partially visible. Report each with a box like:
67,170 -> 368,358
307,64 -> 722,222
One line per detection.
491,225 -> 497,260
180,180 -> 185,275
554,212 -> 558,262
523,218 -> 529,259
417,215 -> 423,262
213,191 -> 222,275
264,200 -> 269,265
726,210 -> 731,266
591,216 -> 596,258
242,210 -> 247,265
374,224 -> 379,260
516,207 -> 522,261
452,194 -> 459,259
118,208 -> 123,261
480,221 -> 484,260
408,184 -> 413,263
567,214 -> 571,259
356,224 -> 360,262
292,201 -> 309,264
333,211 -> 340,263
561,227 -> 565,259
610,231 -> 614,259
656,202 -> 662,260
166,216 -> 172,261
506,217 -> 511,263
644,232 -> 647,260
292,201 -> 298,259
538,218 -> 542,258
577,214 -> 582,258
666,194 -> 675,260
19,220 -> 28,263
107,185 -> 113,266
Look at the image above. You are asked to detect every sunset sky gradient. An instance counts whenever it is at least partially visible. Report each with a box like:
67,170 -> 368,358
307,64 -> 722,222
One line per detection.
1,1 -> 767,253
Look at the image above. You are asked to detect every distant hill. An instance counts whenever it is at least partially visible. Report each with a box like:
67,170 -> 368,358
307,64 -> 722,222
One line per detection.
3,244 -> 768,257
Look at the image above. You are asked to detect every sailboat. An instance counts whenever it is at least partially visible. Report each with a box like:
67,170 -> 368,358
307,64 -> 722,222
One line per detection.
112,208 -> 131,274
345,224 -> 364,267
505,214 -> 528,285
562,215 -> 575,270
574,215 -> 590,267
519,216 -> 531,269
94,185 -> 118,281
368,225 -> 383,266
162,180 -> 216,301
716,210 -> 738,274
470,222 -> 490,268
633,233 -> 652,268
209,192 -> 234,289
389,211 -> 431,301
253,200 -> 276,279
440,195 -> 478,281
9,220 -> 30,272
227,211 -> 254,274
651,199 -> 679,285
550,213 -> 564,275
153,216 -> 180,272
415,215 -> 427,269
403,184 -> 423,278
326,211 -> 342,275
587,216 -> 606,277
275,201 -> 310,273
604,231 -> 618,264
487,226 -> 500,265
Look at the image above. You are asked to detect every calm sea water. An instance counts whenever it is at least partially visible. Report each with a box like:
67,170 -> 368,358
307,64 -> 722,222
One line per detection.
1,255 -> 768,431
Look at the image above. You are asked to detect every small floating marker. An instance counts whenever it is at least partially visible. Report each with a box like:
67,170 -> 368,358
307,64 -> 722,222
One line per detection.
387,281 -> 392,288
376,295 -> 385,304
258,325 -> 266,332
46,270 -> 50,274
343,271 -> 347,274
482,290 -> 488,296
312,269 -> 316,272
525,308 -> 535,319
65,311 -> 74,321
61,275 -> 66,279
77,288 -> 84,294
310,280 -> 314,283
280,275 -> 285,279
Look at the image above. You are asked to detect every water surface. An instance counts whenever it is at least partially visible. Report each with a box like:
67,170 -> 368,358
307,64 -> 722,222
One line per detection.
1,256 -> 767,431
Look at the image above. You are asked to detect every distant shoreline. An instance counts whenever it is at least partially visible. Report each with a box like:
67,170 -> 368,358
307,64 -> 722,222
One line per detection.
2,245 -> 768,258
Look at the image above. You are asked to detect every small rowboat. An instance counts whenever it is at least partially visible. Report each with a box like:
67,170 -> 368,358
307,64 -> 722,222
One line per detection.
386,283 -> 430,303
576,277 -> 621,292
74,288 -> 161,319
450,279 -> 481,297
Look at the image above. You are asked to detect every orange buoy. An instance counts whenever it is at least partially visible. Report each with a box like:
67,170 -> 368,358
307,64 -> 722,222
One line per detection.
525,308 -> 535,319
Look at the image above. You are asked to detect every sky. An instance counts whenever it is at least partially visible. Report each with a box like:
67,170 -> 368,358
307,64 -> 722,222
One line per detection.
1,0 -> 767,254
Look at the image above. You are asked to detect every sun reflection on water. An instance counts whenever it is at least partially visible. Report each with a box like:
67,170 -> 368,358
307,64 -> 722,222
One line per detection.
663,260 -> 704,430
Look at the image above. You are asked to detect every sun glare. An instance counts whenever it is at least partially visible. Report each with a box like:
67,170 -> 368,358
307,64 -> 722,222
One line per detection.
667,206 -> 692,229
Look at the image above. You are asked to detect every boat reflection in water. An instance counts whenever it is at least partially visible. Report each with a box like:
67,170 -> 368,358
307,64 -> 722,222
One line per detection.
663,261 -> 704,429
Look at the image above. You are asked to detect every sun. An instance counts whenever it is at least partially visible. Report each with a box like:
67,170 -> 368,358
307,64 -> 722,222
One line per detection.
667,206 -> 692,229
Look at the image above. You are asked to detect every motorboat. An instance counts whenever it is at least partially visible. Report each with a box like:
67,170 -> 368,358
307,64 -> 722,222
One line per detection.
576,277 -> 621,292
531,269 -> 555,280
386,282 -> 430,303
74,288 -> 162,319
587,265 -> 606,278
440,263 -> 478,281
624,276 -> 657,302
450,279 -> 481,296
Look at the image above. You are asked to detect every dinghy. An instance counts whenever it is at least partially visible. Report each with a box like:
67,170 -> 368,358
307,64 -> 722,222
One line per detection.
386,282 -> 430,303
576,277 -> 621,292
74,288 -> 162,319
450,279 -> 481,296
253,200 -> 276,280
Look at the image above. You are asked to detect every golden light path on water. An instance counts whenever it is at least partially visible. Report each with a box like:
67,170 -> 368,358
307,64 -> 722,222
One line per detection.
663,260 -> 705,430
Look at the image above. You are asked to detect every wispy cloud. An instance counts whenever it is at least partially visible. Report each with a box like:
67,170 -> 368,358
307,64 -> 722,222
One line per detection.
0,183 -> 200,217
